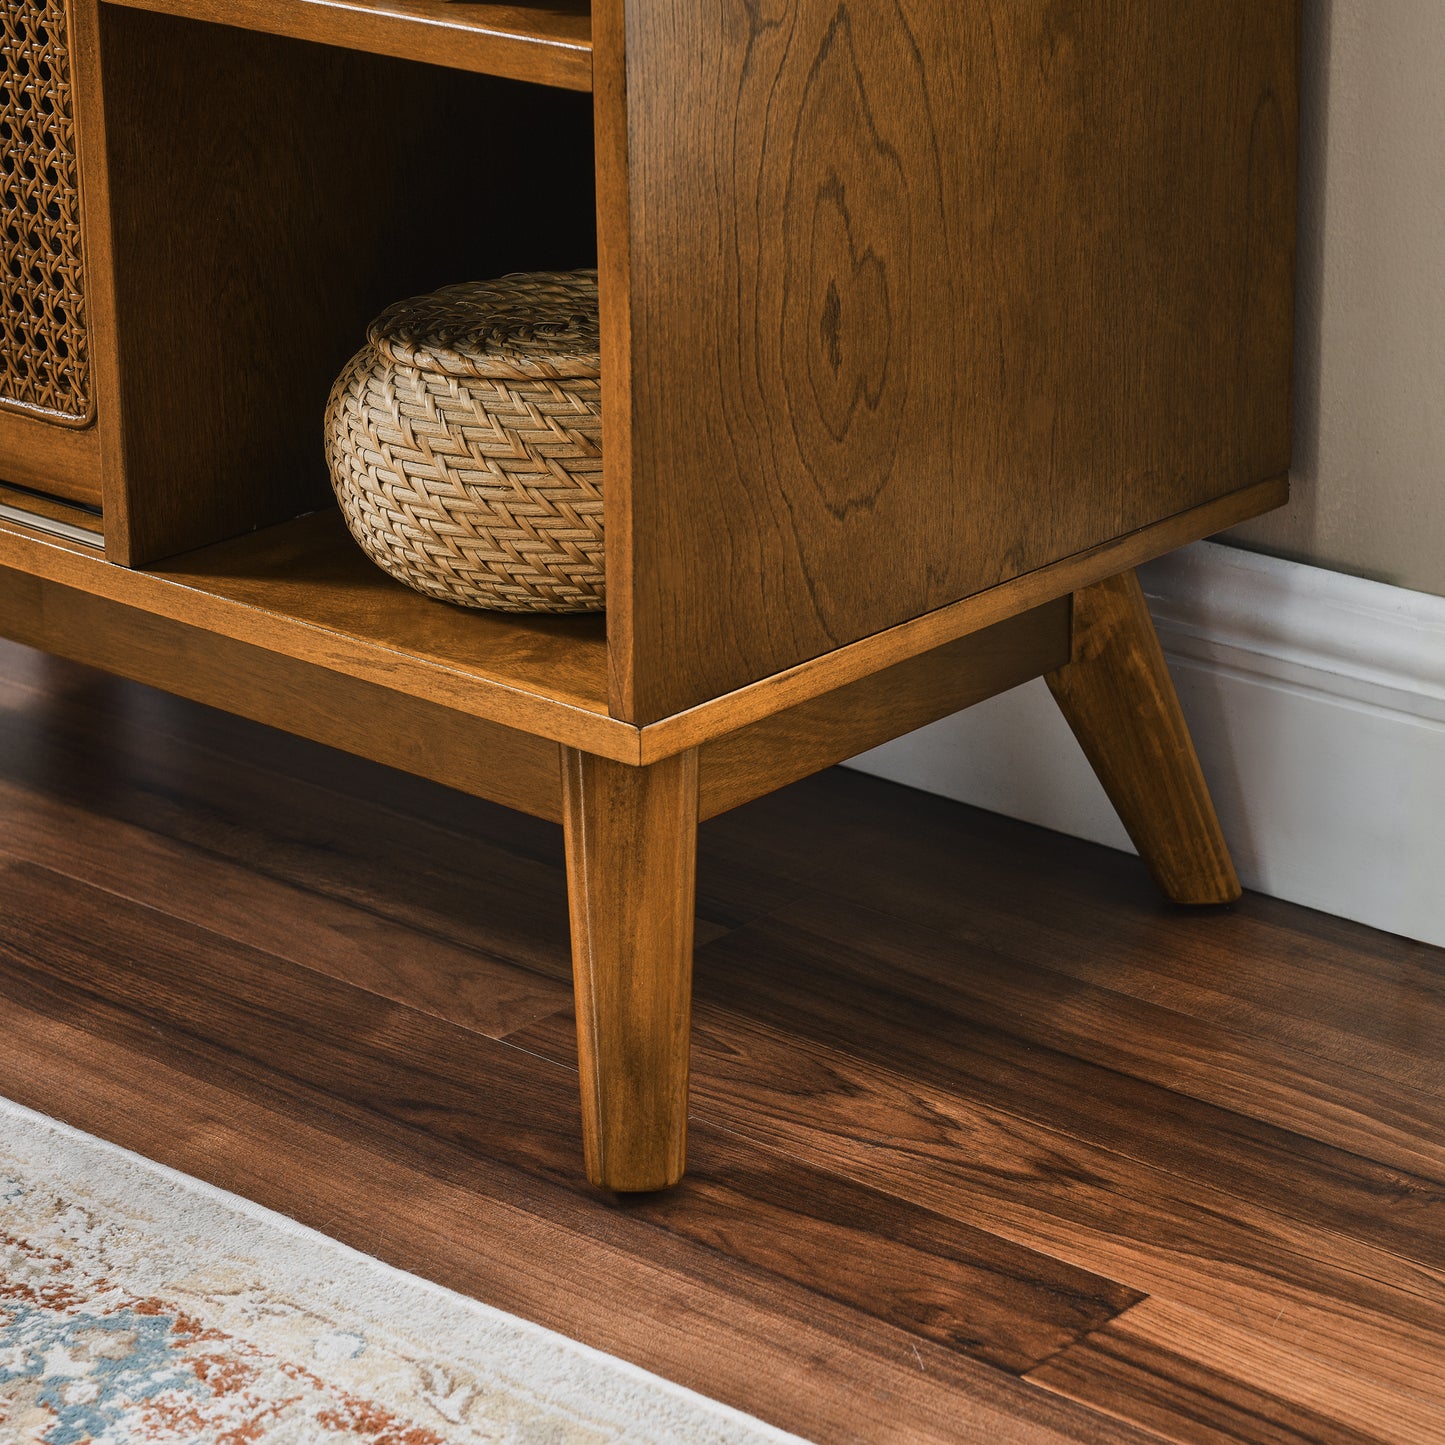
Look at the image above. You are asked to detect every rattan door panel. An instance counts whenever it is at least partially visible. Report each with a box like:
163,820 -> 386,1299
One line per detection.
1,0 -> 92,427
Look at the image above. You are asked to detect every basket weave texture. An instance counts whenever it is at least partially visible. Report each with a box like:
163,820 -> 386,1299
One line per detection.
325,270 -> 604,614
1,0 -> 92,424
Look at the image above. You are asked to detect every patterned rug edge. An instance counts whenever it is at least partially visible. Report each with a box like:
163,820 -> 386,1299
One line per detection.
0,1095 -> 805,1444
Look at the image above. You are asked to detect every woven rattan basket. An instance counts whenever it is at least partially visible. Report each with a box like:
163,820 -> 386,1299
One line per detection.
325,269 -> 604,614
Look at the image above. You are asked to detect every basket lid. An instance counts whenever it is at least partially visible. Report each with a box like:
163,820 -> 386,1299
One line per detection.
367,270 -> 600,381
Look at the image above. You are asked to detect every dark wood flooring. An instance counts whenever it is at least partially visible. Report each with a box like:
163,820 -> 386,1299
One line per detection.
0,635 -> 1441,1444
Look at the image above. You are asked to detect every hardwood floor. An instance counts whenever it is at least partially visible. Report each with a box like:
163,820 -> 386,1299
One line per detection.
0,635 -> 1441,1444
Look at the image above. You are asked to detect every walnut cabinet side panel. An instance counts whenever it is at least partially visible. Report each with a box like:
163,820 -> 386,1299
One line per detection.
604,0 -> 1299,724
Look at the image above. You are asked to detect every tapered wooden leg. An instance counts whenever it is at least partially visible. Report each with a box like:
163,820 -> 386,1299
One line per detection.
561,745 -> 699,1191
1046,569 -> 1241,905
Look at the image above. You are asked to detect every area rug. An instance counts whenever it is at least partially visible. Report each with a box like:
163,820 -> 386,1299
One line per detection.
0,1098 -> 801,1444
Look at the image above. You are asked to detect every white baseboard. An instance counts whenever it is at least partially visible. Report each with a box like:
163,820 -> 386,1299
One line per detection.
846,543 -> 1445,948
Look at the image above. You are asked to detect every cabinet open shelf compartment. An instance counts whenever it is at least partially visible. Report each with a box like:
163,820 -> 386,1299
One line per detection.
92,1 -> 600,631
100,0 -> 592,89
150,511 -> 612,732
0,507 -> 613,747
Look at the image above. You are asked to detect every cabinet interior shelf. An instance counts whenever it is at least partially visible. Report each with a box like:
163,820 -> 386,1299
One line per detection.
101,0 -> 593,90
0,508 -> 615,749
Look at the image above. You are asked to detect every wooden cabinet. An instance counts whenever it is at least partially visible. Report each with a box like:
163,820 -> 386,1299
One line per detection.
0,0 -> 1299,1190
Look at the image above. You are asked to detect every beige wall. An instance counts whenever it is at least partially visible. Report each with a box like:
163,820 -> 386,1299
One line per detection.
1225,1 -> 1445,598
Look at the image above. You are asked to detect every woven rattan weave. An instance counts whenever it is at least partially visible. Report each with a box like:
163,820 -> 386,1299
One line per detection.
325,270 -> 605,614
0,0 -> 91,424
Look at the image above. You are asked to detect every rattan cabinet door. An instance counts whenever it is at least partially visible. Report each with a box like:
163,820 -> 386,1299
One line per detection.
1,0 -> 91,427
0,0 -> 105,513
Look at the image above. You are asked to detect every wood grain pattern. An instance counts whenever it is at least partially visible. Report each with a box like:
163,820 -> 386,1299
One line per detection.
0,513 -> 626,755
634,476 -> 1286,759
610,2 -> 1298,722
1047,569 -> 1241,904
102,0 -> 593,91
1072,1298 -> 1445,1445
1018,899 -> 1445,1103
703,770 -> 1445,1095
153,513 -> 612,724
0,643 -> 579,986
0,857 -> 1148,1427
0,652 -> 572,1036
0,633 -> 755,965
590,0 -> 633,715
2,651 -> 1441,1443
654,899 -> 1445,1277
0,1009 -> 1147,1445
0,410 -> 101,505
0,564 -> 565,818
1026,1310 -> 1382,1445
0,478 -> 1282,761
538,920 -> 1445,1403
0,799 -> 569,1038
94,6 -> 595,566
562,747 -> 699,1189
537,1010 -> 1445,1404
697,601 -> 1070,819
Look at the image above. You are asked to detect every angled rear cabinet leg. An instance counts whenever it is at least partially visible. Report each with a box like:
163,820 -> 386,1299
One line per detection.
1047,569 -> 1241,906
560,746 -> 699,1192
